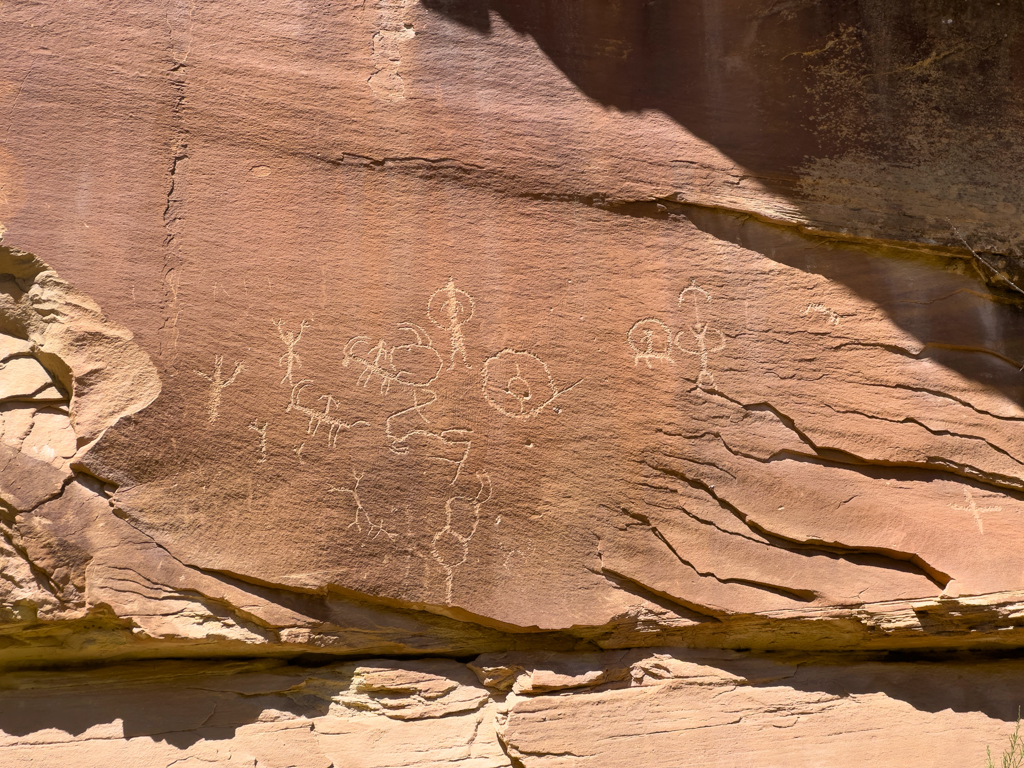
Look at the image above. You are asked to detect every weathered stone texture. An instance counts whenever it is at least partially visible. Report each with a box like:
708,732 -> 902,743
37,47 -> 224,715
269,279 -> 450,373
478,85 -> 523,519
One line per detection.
1,0 -> 1024,764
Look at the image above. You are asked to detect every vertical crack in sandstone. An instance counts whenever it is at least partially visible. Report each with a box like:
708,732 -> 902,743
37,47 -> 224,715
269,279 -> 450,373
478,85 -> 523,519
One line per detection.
159,0 -> 193,368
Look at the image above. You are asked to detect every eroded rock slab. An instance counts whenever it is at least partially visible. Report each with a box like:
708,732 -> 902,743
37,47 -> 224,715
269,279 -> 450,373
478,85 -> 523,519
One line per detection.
0,652 -> 1021,768
0,0 -> 1023,669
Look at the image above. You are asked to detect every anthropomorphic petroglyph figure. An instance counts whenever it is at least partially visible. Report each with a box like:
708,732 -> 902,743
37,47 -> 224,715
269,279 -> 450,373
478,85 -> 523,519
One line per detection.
679,278 -> 711,319
343,322 -> 443,394
194,355 -> 243,424
802,303 -> 840,326
951,487 -> 1003,534
275,318 -> 311,385
431,473 -> 492,602
481,349 -> 581,419
428,278 -> 475,370
287,380 -> 369,448
675,322 -> 727,390
248,419 -> 268,463
627,318 -> 674,367
674,280 -> 725,390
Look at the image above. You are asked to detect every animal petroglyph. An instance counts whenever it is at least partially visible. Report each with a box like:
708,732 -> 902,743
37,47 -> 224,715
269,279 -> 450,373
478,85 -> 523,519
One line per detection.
287,380 -> 370,448
431,473 -> 492,602
675,322 -> 727,390
951,487 -> 1003,534
194,355 -> 243,424
248,419 -> 268,463
428,278 -> 475,370
343,322 -> 443,394
482,349 -> 581,420
627,318 -> 674,367
275,318 -> 311,385
803,303 -> 840,326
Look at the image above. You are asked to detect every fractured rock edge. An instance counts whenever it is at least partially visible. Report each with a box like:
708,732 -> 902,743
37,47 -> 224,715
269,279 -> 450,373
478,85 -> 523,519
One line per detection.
2,649 -> 1023,767
3,206 -> 1024,668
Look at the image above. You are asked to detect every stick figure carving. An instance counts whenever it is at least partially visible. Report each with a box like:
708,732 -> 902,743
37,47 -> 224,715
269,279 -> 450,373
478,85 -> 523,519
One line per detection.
627,318 -> 674,367
428,278 -> 475,370
675,322 -> 727,390
431,473 -> 492,602
950,487 -> 1002,534
194,355 -> 243,424
275,318 -> 311,385
248,419 -> 268,463
674,280 -> 725,390
481,349 -> 581,419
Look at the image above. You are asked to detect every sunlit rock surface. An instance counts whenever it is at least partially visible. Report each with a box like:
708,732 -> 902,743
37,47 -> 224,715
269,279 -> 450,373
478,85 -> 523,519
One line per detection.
1,0 -> 1024,765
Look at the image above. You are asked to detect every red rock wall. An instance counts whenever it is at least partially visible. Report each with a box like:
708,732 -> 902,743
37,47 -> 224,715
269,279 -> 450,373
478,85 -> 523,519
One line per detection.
1,1 -> 1023,765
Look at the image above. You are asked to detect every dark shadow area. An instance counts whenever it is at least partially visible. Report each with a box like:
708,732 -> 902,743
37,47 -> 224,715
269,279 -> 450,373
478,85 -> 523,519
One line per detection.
779,655 -> 1024,723
421,0 -> 1023,185
645,649 -> 1024,722
0,660 -> 338,748
528,192 -> 1024,405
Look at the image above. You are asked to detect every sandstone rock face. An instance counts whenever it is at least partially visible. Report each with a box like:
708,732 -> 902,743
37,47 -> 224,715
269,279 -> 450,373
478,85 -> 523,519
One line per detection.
1,0 -> 1024,764
3,651 -> 1024,768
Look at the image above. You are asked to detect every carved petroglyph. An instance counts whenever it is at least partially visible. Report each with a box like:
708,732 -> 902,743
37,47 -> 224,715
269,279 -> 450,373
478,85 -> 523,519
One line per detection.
626,280 -> 726,390
679,278 -> 712,317
248,419 -> 268,463
428,278 -> 475,370
343,323 -> 443,394
330,472 -> 400,541
482,349 -> 581,420
275,318 -> 311,385
675,322 -> 727,391
627,319 -> 674,367
194,355 -> 243,424
384,390 -> 473,485
368,0 -> 415,102
803,303 -> 841,326
431,473 -> 492,602
331,470 -> 368,531
951,488 -> 1003,534
287,380 -> 369,448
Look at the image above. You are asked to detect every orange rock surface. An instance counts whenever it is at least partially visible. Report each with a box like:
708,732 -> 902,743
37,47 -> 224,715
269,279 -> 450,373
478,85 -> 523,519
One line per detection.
1,1 -> 1023,765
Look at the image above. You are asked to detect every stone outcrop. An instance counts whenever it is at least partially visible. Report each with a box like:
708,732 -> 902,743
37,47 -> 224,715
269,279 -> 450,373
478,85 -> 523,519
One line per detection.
4,651 -> 1024,767
1,0 -> 1024,764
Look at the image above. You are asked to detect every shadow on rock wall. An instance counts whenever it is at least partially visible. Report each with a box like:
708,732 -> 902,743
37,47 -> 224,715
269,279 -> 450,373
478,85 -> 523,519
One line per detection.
422,0 -> 1024,253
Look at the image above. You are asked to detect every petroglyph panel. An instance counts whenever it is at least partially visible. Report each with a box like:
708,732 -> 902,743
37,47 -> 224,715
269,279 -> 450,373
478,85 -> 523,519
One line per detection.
66,161 -> 1024,641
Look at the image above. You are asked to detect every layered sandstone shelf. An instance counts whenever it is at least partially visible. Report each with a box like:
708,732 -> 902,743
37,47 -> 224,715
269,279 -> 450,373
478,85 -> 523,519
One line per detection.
3,651 -> 1024,767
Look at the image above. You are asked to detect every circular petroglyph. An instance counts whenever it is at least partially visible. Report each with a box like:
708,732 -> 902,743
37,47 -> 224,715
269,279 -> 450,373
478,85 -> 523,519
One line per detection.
481,349 -> 560,419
